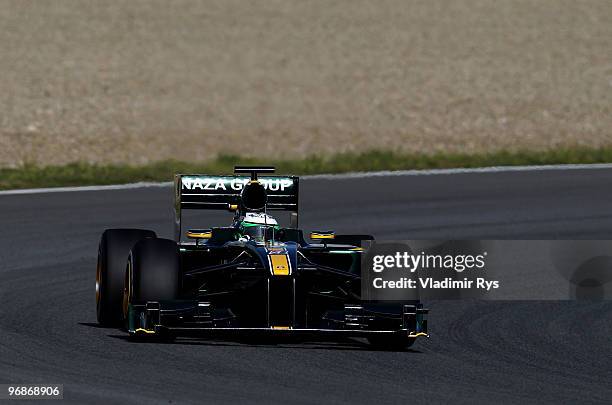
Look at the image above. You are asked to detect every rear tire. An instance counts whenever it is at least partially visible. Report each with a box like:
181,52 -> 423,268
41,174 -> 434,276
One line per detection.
96,229 -> 156,326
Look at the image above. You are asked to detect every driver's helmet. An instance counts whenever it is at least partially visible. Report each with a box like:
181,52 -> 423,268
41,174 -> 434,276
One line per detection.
237,212 -> 280,241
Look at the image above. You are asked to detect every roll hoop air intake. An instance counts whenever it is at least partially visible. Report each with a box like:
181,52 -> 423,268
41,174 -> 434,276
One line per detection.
234,166 -> 275,212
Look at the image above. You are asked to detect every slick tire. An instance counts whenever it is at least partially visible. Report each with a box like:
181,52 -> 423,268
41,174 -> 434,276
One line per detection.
367,335 -> 416,351
96,229 -> 156,326
125,238 -> 181,317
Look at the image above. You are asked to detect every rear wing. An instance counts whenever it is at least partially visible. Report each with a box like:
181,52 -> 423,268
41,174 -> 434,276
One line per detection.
174,174 -> 299,241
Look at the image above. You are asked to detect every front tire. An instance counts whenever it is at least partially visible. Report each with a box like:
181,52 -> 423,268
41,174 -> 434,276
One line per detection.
96,229 -> 156,326
124,238 -> 181,321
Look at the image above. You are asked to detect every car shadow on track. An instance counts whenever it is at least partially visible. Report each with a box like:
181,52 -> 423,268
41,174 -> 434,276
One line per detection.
79,322 -> 423,353
106,333 -> 422,353
78,322 -> 115,329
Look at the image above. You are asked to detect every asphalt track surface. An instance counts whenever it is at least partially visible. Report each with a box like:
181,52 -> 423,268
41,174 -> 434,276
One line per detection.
1,168 -> 611,404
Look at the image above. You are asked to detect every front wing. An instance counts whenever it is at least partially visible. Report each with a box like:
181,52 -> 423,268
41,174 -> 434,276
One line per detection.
126,301 -> 429,340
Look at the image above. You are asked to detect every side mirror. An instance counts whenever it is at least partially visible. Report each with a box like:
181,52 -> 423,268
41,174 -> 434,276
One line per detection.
186,229 -> 212,241
310,231 -> 335,241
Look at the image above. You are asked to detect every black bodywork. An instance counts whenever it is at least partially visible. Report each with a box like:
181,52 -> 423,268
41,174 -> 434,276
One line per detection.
126,168 -> 428,343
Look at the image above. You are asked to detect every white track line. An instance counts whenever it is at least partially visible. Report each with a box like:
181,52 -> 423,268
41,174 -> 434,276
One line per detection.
305,163 -> 612,179
1,163 -> 611,195
0,181 -> 172,195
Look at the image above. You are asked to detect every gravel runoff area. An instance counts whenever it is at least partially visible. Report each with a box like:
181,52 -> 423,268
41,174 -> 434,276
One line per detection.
0,0 -> 610,167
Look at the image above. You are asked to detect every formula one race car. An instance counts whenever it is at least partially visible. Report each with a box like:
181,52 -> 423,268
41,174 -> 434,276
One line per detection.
95,166 -> 428,349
